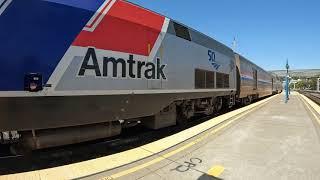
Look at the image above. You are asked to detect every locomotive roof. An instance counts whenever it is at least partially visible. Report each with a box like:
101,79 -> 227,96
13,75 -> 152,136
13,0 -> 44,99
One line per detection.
125,0 -> 234,57
126,0 -> 270,74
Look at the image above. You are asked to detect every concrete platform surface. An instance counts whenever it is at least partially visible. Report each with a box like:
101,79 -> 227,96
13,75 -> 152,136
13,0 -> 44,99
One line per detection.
88,93 -> 320,180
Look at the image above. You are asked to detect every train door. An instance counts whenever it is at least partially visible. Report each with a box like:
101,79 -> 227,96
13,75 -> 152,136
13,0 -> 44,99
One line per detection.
272,78 -> 274,91
253,69 -> 257,90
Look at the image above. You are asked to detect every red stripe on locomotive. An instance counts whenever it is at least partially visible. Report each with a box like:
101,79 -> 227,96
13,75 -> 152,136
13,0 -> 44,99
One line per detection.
85,0 -> 113,29
73,0 -> 165,56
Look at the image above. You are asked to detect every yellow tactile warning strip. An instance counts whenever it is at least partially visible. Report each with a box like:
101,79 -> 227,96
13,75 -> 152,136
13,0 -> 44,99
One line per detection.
207,165 -> 225,177
299,93 -> 320,125
2,95 -> 278,180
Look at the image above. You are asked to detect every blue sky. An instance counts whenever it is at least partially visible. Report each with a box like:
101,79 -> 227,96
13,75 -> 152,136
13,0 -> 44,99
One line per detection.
130,0 -> 320,71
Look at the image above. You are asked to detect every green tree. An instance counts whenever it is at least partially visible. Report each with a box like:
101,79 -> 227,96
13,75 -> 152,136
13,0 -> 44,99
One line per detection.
295,80 -> 306,89
309,78 -> 317,90
289,83 -> 295,89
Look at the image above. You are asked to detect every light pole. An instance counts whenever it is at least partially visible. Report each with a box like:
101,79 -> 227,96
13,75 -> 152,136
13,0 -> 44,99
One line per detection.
285,59 -> 290,103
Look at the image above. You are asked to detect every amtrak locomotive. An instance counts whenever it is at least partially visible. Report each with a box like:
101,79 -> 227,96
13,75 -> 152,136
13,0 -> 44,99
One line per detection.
0,0 -> 282,152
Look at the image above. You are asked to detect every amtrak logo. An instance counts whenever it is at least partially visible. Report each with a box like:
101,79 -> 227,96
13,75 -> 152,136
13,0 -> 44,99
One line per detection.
0,0 -> 12,15
208,49 -> 221,70
78,48 -> 167,80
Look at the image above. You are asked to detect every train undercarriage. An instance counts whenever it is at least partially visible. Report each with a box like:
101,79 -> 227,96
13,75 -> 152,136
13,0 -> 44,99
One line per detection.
1,94 -> 236,154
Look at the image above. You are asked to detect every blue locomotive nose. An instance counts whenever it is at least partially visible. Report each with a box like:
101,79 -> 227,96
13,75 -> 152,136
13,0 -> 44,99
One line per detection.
0,0 -> 103,91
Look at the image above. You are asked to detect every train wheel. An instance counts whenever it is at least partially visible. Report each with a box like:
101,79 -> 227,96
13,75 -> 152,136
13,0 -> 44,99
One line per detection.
176,101 -> 194,125
176,106 -> 187,125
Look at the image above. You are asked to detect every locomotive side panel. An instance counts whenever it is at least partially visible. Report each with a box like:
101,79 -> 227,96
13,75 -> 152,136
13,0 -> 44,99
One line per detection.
162,22 -> 236,91
0,0 -> 237,133
0,0 -> 174,131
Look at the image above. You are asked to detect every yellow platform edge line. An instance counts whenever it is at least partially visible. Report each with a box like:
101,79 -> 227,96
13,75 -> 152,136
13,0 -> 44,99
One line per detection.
107,113 -> 246,179
3,95 -> 278,180
207,165 -> 225,177
103,96 -> 275,179
109,141 -> 196,179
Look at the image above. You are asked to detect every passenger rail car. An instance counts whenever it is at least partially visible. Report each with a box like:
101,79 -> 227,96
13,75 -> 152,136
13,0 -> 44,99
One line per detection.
0,0 -> 277,151
235,54 -> 274,105
271,74 -> 283,94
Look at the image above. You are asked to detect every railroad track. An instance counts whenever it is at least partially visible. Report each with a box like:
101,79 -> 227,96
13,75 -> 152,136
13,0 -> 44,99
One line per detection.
299,90 -> 320,105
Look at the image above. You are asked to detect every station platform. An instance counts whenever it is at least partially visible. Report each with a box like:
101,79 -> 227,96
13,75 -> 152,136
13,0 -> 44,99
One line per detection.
3,92 -> 320,180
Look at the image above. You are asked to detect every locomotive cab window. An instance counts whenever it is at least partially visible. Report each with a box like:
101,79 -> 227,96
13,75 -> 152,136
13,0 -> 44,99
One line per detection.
173,22 -> 191,41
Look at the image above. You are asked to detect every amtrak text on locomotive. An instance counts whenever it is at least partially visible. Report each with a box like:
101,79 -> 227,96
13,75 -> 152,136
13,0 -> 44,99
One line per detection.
78,48 -> 167,80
